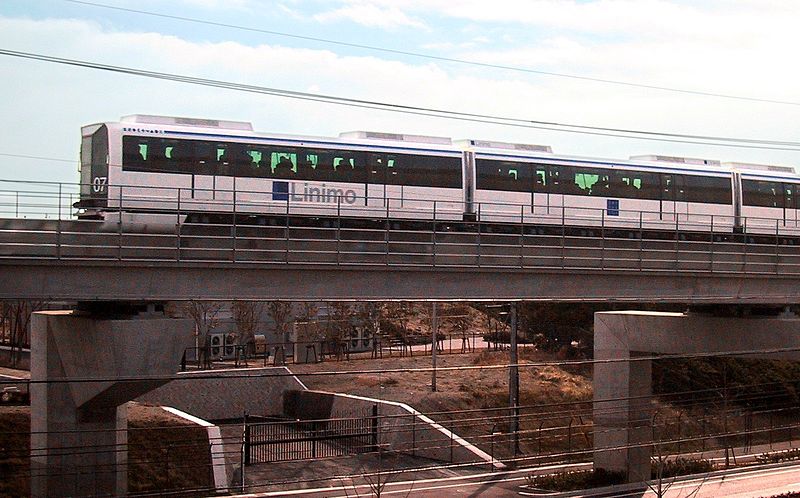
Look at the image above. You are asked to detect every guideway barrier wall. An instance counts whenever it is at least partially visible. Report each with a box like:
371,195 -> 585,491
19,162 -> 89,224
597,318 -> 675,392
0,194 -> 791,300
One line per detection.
2,180 -> 800,275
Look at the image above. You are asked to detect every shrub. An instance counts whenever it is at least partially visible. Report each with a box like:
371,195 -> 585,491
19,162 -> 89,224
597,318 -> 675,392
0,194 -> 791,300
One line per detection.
527,469 -> 626,492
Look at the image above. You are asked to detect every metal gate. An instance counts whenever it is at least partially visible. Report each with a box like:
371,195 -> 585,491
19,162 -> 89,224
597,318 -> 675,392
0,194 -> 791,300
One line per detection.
244,406 -> 378,464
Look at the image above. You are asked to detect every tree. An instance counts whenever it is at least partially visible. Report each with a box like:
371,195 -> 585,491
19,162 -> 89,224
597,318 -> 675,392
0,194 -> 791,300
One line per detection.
183,301 -> 222,368
231,301 -> 265,355
326,302 -> 355,359
266,301 -> 293,364
446,303 -> 474,353
382,302 -> 415,356
1,300 -> 46,367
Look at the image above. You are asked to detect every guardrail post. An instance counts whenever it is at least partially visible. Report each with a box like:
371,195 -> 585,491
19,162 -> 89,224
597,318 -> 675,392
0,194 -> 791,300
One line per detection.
337,197 -> 341,265
118,186 -> 123,261
56,184 -> 62,260
561,207 -> 566,269
285,198 -> 290,264
477,203 -> 482,267
385,201 -> 390,265
743,218 -> 748,271
432,201 -> 437,267
232,189 -> 237,262
176,188 -> 182,262
674,215 -> 679,271
639,211 -> 643,271
776,219 -> 780,274
519,204 -> 524,268
710,215 -> 715,272
601,208 -> 605,270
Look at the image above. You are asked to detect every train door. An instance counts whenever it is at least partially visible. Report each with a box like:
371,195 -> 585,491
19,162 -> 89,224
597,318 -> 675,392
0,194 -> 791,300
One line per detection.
784,184 -> 798,228
660,174 -> 687,226
546,165 -> 565,221
531,166 -> 552,220
366,152 -> 387,211
213,144 -> 235,211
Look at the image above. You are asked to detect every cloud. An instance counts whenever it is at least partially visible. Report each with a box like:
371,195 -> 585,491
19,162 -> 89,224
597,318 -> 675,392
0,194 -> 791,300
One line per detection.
0,11 -> 797,187
313,2 -> 428,30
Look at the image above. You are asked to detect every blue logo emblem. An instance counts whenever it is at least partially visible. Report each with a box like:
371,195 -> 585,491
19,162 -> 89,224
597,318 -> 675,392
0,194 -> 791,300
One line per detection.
272,181 -> 289,201
607,199 -> 619,216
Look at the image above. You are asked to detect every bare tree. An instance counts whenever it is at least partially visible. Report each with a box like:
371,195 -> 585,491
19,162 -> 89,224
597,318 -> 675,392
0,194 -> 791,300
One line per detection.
266,301 -> 293,364
231,301 -> 265,355
2,300 -> 46,367
184,301 -> 222,368
447,303 -> 474,353
383,302 -> 414,356
327,302 -> 355,359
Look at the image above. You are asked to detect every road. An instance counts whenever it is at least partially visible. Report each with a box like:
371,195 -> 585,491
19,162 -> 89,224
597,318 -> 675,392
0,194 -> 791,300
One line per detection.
230,462 -> 800,497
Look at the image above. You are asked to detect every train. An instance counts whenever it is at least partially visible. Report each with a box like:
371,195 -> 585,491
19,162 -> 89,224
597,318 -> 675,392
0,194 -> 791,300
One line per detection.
77,114 -> 800,237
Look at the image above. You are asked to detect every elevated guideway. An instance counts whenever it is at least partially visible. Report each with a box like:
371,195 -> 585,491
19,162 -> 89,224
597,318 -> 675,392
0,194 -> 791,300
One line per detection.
2,217 -> 800,302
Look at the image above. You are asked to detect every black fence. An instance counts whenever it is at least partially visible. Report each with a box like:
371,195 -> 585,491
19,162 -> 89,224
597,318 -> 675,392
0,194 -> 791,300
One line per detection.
244,406 -> 379,464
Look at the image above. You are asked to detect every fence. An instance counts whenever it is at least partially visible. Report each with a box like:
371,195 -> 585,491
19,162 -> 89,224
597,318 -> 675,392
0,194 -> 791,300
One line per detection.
244,406 -> 378,464
3,180 -> 800,276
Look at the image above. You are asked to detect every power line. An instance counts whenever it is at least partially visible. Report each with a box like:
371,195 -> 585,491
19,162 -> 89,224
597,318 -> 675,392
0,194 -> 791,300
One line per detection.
62,0 -> 800,108
0,152 -> 75,163
1,48 -> 799,153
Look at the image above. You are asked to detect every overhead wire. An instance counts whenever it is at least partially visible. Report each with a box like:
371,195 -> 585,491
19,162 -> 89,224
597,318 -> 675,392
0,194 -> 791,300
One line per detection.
1,48 -> 800,152
61,0 -> 800,108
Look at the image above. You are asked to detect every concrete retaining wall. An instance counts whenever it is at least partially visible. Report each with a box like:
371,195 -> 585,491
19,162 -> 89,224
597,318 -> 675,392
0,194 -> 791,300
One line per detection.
137,367 -> 307,421
284,390 -> 500,468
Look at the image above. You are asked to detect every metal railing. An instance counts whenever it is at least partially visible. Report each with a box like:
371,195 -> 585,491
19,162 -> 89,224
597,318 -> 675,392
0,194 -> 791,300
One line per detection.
1,180 -> 800,275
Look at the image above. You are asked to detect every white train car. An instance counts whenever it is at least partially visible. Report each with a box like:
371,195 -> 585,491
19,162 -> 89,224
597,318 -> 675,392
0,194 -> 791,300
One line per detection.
470,143 -> 737,233
736,162 -> 800,236
78,115 -> 466,229
78,114 -> 799,238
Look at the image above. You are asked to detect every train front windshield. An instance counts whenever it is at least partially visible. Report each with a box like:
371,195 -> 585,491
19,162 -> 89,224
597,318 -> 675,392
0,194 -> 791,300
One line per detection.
79,124 -> 109,207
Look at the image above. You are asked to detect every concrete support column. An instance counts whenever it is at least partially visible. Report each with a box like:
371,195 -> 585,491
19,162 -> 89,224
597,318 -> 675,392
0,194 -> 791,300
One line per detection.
30,310 -> 192,498
593,350 -> 652,482
593,311 -> 800,483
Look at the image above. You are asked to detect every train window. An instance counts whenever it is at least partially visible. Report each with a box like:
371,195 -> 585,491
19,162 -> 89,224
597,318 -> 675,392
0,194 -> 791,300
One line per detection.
661,174 -> 687,202
366,153 -> 387,183
608,170 -> 660,200
476,159 -> 529,192
575,171 -> 600,194
549,165 -> 584,196
784,185 -> 795,210
388,154 -> 461,188
533,169 -> 547,191
122,136 -> 150,169
271,152 -> 297,178
743,179 -> 783,208
121,137 -> 459,187
329,154 -> 363,183
682,176 -> 731,204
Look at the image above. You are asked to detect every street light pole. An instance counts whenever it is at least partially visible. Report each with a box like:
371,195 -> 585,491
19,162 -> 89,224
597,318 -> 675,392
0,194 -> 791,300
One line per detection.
509,303 -> 520,457
431,302 -> 438,392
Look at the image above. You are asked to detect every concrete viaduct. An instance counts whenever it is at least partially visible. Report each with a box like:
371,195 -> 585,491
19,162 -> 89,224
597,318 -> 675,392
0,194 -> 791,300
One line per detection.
3,217 -> 800,495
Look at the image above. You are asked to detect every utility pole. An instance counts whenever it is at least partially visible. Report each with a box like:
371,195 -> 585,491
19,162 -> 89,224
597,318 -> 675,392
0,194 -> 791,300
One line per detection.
431,302 -> 438,392
509,303 -> 520,457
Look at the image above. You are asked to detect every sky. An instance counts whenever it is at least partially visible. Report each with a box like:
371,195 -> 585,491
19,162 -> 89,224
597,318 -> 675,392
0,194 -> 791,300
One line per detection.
1,0 -> 799,189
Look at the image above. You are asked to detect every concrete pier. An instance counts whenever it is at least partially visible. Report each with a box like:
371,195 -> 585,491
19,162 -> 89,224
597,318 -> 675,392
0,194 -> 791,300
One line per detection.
30,310 -> 192,497
593,311 -> 800,482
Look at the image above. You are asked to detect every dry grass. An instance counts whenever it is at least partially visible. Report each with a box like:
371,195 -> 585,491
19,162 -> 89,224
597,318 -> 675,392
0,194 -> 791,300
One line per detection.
291,347 -> 594,460
0,403 -> 213,498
